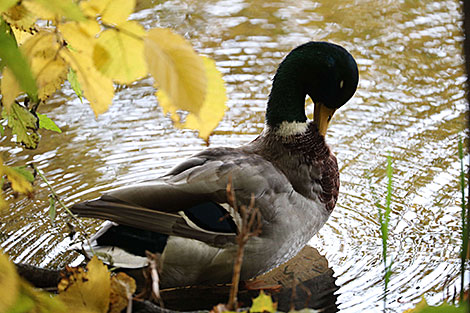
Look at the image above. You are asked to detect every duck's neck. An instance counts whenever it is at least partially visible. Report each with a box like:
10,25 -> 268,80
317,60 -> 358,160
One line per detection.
265,67 -> 308,131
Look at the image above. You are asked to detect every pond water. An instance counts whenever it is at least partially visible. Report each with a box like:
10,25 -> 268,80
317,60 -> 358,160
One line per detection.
0,0 -> 468,312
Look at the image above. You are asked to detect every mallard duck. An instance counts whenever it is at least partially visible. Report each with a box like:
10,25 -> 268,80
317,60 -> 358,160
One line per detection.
72,41 -> 359,289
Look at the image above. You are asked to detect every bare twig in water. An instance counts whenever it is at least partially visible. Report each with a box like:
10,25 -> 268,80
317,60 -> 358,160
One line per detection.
226,176 -> 262,310
145,251 -> 164,308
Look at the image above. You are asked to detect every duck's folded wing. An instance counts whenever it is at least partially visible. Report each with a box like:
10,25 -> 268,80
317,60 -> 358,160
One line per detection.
72,191 -> 237,246
71,147 -> 291,245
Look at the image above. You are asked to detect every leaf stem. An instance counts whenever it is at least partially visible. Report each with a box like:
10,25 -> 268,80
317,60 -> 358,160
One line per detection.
32,163 -> 80,223
32,163 -> 96,255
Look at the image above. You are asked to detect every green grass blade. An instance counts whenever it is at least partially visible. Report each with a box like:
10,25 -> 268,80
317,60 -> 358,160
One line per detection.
458,138 -> 468,305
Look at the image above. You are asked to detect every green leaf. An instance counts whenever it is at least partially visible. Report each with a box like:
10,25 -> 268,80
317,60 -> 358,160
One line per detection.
11,166 -> 34,183
0,125 -> 4,136
67,68 -> 83,103
1,102 -> 39,149
6,292 -> 35,313
48,195 -> 56,222
250,291 -> 276,313
0,17 -> 37,101
37,113 -> 62,133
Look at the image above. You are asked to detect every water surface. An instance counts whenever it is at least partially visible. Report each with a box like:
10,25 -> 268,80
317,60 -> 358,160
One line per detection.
0,0 -> 468,312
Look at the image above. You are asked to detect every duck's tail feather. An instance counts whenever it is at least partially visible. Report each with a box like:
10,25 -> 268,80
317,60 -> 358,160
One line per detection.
72,195 -> 181,234
71,195 -> 237,247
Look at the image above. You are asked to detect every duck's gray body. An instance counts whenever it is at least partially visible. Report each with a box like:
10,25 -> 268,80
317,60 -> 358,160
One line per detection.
71,41 -> 358,289
73,122 -> 338,288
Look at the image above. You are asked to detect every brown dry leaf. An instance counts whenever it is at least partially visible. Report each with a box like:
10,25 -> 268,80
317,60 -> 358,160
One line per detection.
144,28 -> 207,114
109,272 -> 136,313
57,256 -> 111,313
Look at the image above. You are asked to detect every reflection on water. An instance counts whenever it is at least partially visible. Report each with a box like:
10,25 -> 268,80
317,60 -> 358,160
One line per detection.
0,0 -> 468,312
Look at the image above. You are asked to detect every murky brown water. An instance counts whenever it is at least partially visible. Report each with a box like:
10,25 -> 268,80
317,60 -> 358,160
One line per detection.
0,0 -> 468,311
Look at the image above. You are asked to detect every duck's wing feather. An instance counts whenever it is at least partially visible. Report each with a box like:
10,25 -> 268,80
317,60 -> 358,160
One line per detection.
71,147 -> 290,246
72,193 -> 236,247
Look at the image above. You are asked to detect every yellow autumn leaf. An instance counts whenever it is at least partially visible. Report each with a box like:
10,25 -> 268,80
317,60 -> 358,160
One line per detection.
0,162 -> 34,196
0,0 -> 16,14
22,0 -> 55,20
144,28 -> 207,114
0,251 -> 20,312
21,31 -> 68,100
109,272 -> 136,313
59,20 -> 101,56
1,67 -> 21,111
157,56 -> 227,141
93,21 -> 147,84
0,251 -> 67,312
31,0 -> 85,21
80,0 -> 135,25
57,256 -> 110,313
184,57 -> 227,140
250,291 -> 277,313
2,3 -> 37,32
11,26 -> 35,45
60,46 -> 114,116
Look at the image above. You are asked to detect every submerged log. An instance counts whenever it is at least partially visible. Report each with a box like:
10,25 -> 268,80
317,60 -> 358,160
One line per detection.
17,246 -> 338,312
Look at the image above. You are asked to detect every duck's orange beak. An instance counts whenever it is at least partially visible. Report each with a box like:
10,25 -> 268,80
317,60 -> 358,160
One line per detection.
314,102 -> 336,137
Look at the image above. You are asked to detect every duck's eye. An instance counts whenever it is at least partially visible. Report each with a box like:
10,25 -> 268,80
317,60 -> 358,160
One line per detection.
339,80 -> 344,88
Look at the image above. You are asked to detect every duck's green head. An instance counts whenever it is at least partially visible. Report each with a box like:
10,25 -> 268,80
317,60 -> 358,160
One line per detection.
266,41 -> 359,136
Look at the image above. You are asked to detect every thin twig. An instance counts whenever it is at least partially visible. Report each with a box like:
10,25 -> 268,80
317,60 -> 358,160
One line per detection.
31,163 -> 95,254
146,251 -> 164,308
32,163 -> 80,223
226,176 -> 262,310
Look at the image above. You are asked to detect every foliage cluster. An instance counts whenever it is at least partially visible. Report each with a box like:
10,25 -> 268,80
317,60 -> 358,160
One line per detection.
0,0 -> 227,208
